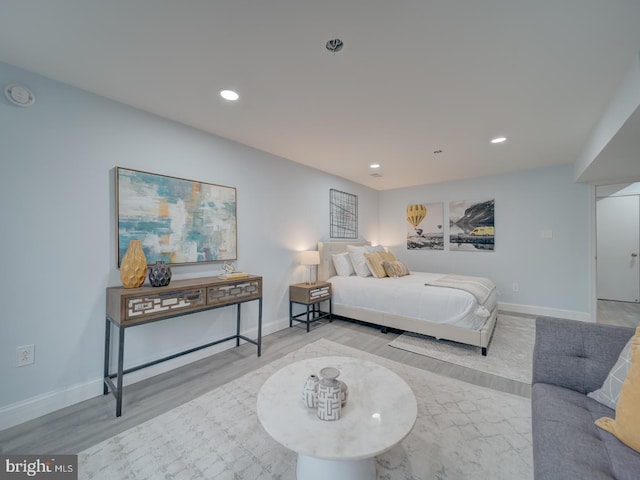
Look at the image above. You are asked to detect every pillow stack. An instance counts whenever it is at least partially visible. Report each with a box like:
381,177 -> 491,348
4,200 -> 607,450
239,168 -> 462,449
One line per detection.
364,250 -> 396,278
330,244 -> 410,279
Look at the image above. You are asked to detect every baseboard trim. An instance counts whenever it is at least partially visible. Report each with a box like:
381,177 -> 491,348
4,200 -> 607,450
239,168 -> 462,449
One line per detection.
498,302 -> 592,323
0,317 -> 290,432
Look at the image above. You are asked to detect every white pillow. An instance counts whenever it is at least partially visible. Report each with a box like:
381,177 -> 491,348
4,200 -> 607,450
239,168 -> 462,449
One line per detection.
588,337 -> 633,410
347,245 -> 372,277
332,253 -> 354,276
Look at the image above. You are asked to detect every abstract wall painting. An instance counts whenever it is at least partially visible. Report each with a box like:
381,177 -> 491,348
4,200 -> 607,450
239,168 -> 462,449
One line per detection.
407,203 -> 444,250
449,199 -> 495,251
330,189 -> 358,239
116,167 -> 237,266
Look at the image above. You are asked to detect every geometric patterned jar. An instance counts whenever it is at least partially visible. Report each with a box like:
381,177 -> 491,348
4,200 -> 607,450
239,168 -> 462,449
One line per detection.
120,239 -> 147,288
302,374 -> 320,408
317,367 -> 342,421
148,260 -> 172,287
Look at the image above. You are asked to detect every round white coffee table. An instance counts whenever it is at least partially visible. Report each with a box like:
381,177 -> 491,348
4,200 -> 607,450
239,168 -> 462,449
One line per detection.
256,356 -> 417,480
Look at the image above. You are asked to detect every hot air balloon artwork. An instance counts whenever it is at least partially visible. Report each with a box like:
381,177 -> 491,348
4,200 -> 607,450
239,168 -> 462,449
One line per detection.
407,202 -> 444,250
407,204 -> 427,229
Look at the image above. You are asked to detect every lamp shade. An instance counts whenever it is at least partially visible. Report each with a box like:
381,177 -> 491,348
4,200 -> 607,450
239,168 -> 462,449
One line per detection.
300,250 -> 320,266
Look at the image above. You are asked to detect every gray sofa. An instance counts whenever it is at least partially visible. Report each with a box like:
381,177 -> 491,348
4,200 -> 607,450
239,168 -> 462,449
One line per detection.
532,316 -> 639,480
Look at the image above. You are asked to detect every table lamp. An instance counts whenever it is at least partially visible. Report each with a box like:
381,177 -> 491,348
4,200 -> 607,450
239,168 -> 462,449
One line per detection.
300,250 -> 320,285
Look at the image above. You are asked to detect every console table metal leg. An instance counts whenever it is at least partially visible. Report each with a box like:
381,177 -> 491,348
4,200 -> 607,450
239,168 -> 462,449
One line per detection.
306,304 -> 311,332
289,301 -> 293,328
116,325 -> 125,417
236,303 -> 241,347
258,298 -> 262,357
103,318 -> 111,395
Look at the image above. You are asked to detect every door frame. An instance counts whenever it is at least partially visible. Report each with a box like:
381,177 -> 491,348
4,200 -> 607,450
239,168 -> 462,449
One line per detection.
589,184 -> 640,320
589,184 -> 598,322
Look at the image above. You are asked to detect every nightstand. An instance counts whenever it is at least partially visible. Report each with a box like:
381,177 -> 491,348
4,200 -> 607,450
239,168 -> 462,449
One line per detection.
289,281 -> 332,332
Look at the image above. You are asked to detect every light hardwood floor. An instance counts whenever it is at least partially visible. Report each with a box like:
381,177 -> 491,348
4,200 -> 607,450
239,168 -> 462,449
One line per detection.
597,299 -> 640,328
0,315 -> 530,455
3,301 -> 637,456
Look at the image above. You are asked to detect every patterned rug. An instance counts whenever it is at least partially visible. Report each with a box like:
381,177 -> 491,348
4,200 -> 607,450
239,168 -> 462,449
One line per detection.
79,339 -> 532,480
389,315 -> 535,383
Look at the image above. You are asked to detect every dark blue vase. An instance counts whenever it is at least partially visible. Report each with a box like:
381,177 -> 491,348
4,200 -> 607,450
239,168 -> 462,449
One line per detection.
148,261 -> 172,287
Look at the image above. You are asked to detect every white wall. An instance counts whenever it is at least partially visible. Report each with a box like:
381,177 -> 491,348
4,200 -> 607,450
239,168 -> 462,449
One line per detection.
0,60 -> 593,430
0,62 -> 378,428
379,165 -> 591,319
575,51 -> 640,183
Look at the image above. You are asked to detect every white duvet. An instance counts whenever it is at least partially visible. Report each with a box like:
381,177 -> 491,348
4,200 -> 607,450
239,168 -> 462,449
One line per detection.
329,272 -> 498,330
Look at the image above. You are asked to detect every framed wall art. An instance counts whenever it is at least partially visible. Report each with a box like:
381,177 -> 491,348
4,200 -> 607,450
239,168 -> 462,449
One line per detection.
330,189 -> 358,239
449,198 -> 495,251
407,202 -> 444,250
116,167 -> 237,266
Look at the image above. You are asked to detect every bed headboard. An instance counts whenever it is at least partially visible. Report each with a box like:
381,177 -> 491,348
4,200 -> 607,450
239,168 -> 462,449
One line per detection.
318,241 -> 369,281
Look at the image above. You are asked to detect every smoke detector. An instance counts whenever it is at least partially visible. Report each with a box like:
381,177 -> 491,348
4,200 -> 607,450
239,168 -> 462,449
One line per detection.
4,84 -> 35,107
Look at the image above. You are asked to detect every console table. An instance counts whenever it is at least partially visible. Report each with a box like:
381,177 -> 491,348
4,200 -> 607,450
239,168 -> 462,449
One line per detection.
104,274 -> 262,417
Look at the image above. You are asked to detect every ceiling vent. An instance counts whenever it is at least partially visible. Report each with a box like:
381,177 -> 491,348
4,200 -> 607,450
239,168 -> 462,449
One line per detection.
326,39 -> 344,54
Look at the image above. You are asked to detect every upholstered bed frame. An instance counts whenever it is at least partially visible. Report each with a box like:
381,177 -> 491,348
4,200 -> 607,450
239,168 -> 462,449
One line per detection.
318,241 -> 498,355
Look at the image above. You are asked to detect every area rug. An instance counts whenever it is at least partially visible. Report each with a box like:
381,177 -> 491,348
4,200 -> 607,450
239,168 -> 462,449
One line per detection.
389,314 -> 535,383
79,338 -> 532,480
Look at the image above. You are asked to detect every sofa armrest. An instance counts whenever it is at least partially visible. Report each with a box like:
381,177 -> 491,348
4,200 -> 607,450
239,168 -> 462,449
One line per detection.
532,317 -> 633,394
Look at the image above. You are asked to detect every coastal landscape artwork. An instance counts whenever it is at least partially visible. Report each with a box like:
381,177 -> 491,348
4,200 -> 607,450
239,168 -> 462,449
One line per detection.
407,203 -> 444,250
449,199 -> 495,251
116,167 -> 237,266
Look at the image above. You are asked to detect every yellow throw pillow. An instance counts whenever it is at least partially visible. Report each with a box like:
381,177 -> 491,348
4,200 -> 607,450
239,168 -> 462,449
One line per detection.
364,251 -> 396,278
595,327 -> 640,453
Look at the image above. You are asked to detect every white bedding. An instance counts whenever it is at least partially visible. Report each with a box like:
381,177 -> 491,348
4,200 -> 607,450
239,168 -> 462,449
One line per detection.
329,272 -> 498,330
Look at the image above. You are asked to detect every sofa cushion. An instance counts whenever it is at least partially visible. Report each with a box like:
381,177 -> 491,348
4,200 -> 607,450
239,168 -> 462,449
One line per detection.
532,383 -> 616,480
532,317 -> 634,394
532,383 -> 640,480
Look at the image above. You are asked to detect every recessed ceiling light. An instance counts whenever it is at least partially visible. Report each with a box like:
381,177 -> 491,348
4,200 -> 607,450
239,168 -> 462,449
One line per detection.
491,137 -> 506,144
219,89 -> 239,101
369,163 -> 381,169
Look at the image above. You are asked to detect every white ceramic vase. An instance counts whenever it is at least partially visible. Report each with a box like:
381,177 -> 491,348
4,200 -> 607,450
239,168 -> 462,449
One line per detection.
302,374 -> 319,408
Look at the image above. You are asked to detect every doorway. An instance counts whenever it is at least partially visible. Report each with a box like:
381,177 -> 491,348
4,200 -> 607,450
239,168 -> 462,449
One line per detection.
596,183 -> 640,307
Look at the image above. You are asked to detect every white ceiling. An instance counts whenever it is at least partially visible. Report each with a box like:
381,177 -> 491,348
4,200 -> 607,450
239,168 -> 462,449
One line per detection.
2,1 -> 640,190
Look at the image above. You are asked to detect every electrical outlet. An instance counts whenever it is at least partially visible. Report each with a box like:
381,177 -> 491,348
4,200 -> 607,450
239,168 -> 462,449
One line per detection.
16,344 -> 35,367
512,282 -> 519,292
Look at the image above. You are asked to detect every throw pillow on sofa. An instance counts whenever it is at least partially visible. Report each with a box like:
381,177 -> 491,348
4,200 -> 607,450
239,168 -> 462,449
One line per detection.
595,327 -> 640,453
588,336 -> 633,409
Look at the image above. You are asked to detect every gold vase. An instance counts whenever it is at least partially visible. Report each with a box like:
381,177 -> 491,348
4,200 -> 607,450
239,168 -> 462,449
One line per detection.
120,239 -> 147,288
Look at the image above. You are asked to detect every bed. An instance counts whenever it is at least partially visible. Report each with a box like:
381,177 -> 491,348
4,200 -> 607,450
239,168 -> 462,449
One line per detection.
318,241 -> 498,355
